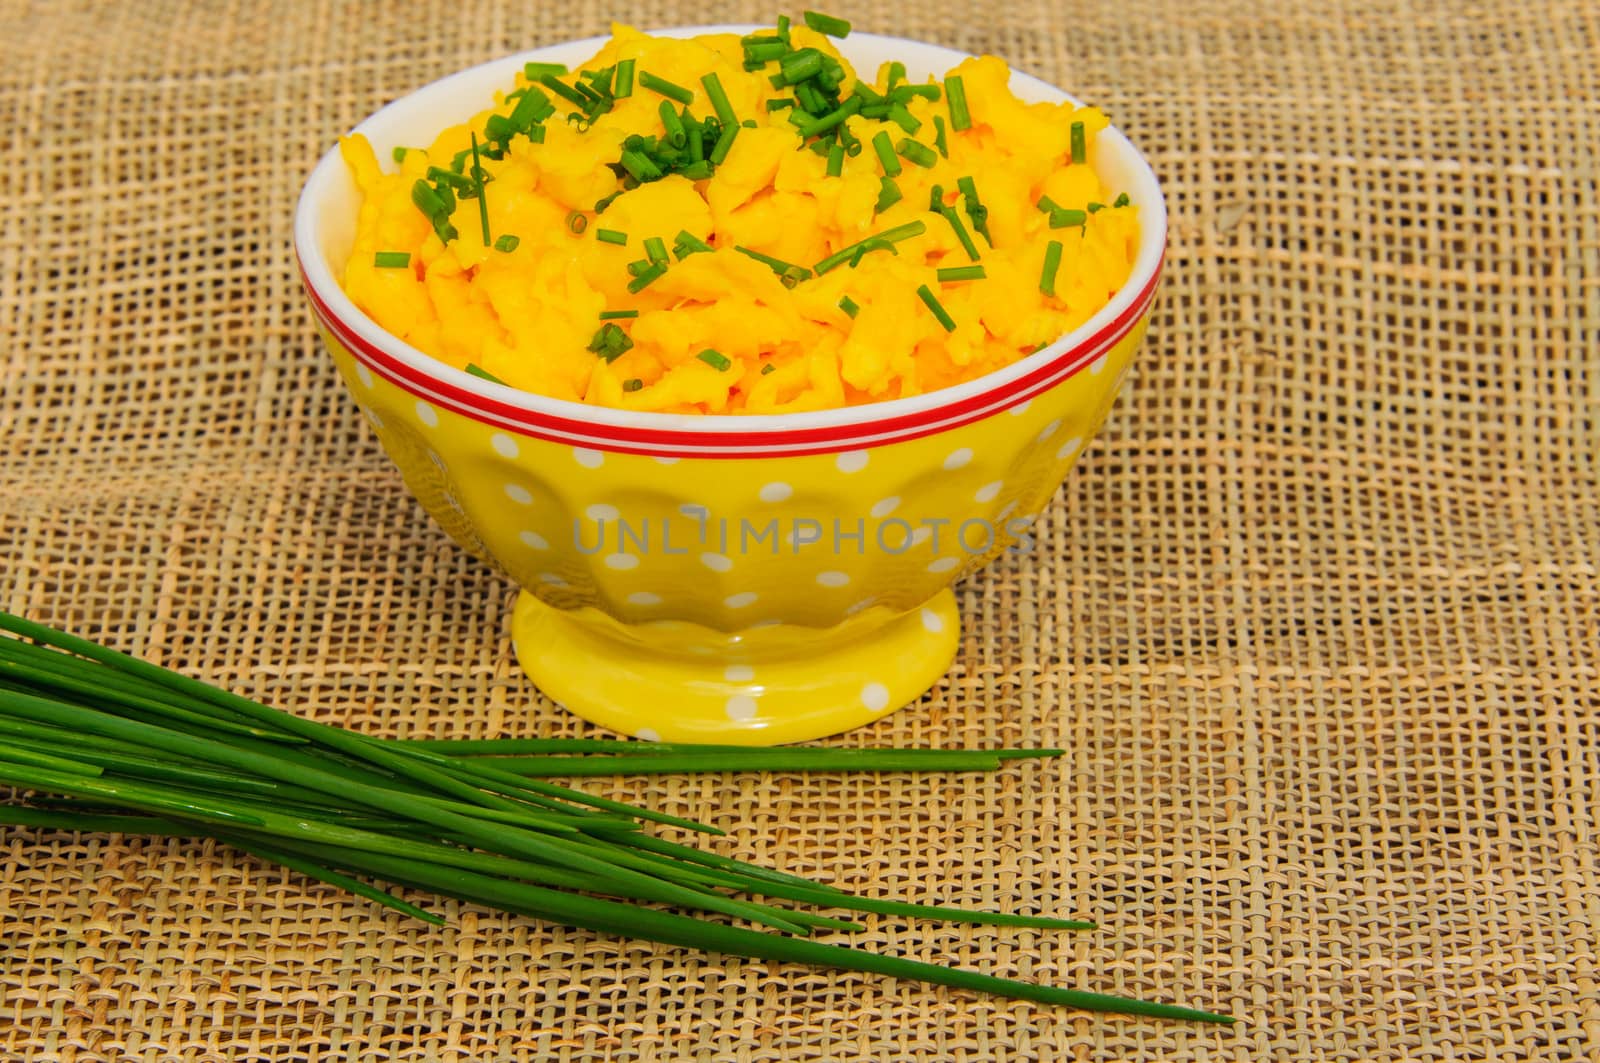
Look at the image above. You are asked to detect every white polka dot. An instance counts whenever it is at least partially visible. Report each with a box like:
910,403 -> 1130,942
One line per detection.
701,552 -> 733,573
1056,437 -> 1083,460
998,500 -> 1019,520
1038,419 -> 1061,442
355,363 -> 375,388
490,432 -> 519,458
927,556 -> 961,573
943,447 -> 973,470
724,591 -> 758,608
680,503 -> 708,518
1009,398 -> 1032,416
586,503 -> 620,522
974,480 -> 1004,503
574,448 -> 604,468
725,694 -> 758,721
627,591 -> 662,606
750,618 -> 784,629
860,682 -> 890,712
835,450 -> 868,473
816,571 -> 850,588
538,572 -> 566,586
604,553 -> 639,571
759,482 -> 793,503
362,408 -> 385,430
846,596 -> 878,615
519,530 -> 549,550
505,484 -> 533,505
635,727 -> 662,742
425,449 -> 446,472
921,608 -> 945,633
724,664 -> 755,683
1090,353 -> 1108,374
910,526 -> 933,547
870,496 -> 901,519
415,400 -> 439,428
652,456 -> 681,465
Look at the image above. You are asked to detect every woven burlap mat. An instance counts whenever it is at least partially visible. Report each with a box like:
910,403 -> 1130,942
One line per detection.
3,1 -> 1596,1059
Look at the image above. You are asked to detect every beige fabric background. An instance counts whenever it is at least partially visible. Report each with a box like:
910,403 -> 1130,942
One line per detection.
3,1 -> 1597,1059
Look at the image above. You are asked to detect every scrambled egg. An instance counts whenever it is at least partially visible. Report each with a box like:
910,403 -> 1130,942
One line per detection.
339,22 -> 1138,413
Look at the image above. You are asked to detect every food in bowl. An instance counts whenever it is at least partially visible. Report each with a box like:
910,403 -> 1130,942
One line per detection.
336,14 -> 1138,414
296,19 -> 1166,744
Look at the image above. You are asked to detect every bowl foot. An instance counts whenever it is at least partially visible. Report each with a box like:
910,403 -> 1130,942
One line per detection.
510,590 -> 961,745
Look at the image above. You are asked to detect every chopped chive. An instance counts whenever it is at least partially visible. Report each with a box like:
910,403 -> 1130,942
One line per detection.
779,49 -> 824,85
1050,208 -> 1088,228
933,115 -> 948,158
886,103 -> 921,135
937,265 -> 986,282
391,146 -> 412,163
373,251 -> 411,269
1087,201 -> 1105,213
891,83 -> 941,103
700,72 -> 737,128
760,362 -> 777,374
638,71 -> 693,105
825,142 -> 844,177
659,101 -> 687,148
672,230 -> 712,259
527,125 -> 546,144
776,13 -> 791,39
945,75 -> 971,131
626,259 -> 654,277
614,59 -> 635,97
539,73 -> 589,109
916,284 -> 957,332
411,179 -> 448,219
567,211 -> 589,234
627,262 -> 667,292
938,207 -> 981,261
813,220 -> 926,274
795,96 -> 862,138
793,81 -> 827,114
622,378 -> 644,393
709,124 -> 740,165
1040,239 -> 1063,296
643,236 -> 669,264
765,98 -> 796,111
746,41 -> 789,64
587,323 -> 635,362
848,238 -> 895,267
619,150 -> 664,181
599,309 -> 639,320
734,246 -> 811,283
871,131 -> 902,177
425,166 -> 477,192
508,86 -> 555,130
929,183 -> 946,211
1070,121 -> 1086,165
886,61 -> 907,91
493,234 -> 520,253
523,62 -> 568,81
875,177 -> 902,213
596,229 -> 628,246
1036,194 -> 1061,214
679,160 -> 714,180
802,11 -> 852,36
957,175 -> 991,243
838,295 -> 860,318
742,119 -> 758,128
696,349 -> 732,371
469,133 -> 491,245
465,363 -> 505,383
1114,192 -> 1131,207
896,138 -> 938,168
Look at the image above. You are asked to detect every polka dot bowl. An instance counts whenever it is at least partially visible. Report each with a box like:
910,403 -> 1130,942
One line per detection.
294,27 -> 1166,745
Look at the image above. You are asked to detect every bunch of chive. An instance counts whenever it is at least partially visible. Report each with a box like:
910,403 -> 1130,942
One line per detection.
0,611 -> 1229,1023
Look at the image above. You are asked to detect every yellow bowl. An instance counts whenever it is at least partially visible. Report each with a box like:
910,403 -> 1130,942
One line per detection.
294,27 -> 1166,745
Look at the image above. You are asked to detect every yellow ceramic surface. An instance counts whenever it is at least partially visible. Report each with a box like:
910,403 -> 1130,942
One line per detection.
296,28 -> 1165,744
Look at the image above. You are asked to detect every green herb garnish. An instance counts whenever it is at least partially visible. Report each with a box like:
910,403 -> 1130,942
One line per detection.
1040,239 -> 1063,296
1070,121 -> 1086,165
465,363 -> 505,383
627,262 -> 667,292
494,234 -> 520,253
638,70 -> 693,104
937,265 -> 986,282
373,251 -> 411,269
599,309 -> 639,320
696,348 -> 732,371
814,220 -> 926,274
896,138 -> 937,168
945,74 -> 971,131
614,59 -> 635,97
587,323 -> 634,362
622,378 -> 644,392
871,131 -> 902,177
917,284 -> 957,332
938,207 -> 981,262
802,10 -> 852,36
838,295 -> 860,317
596,229 -> 629,245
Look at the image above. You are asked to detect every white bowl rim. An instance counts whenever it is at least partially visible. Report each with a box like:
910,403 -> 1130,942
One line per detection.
294,25 -> 1167,445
